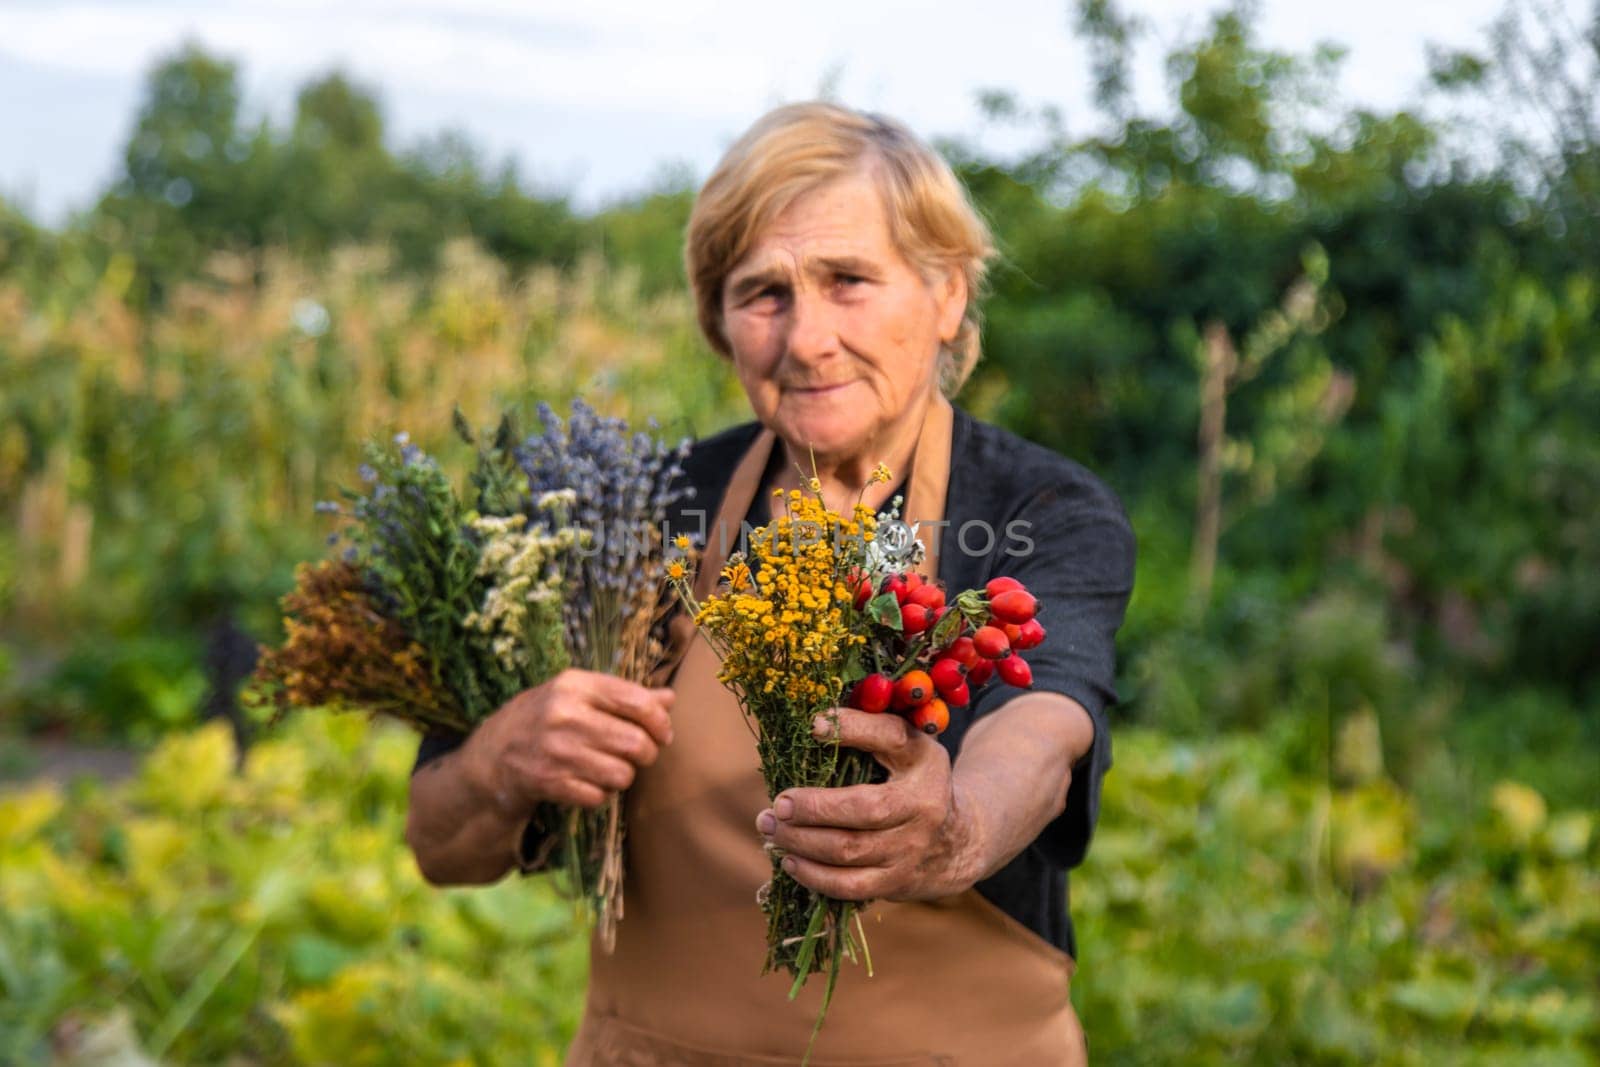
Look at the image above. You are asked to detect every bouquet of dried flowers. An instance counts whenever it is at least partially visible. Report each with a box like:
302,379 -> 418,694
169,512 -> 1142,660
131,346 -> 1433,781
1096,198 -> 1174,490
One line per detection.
517,400 -> 691,947
253,421 -> 561,730
252,403 -> 689,946
670,468 -> 1047,1055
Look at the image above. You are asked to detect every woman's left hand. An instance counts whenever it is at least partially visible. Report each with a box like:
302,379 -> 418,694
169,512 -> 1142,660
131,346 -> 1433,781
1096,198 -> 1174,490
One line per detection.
754,709 -> 983,902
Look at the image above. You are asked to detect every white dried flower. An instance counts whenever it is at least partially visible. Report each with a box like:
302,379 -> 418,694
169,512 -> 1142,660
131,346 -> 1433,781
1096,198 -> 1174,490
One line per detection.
469,514 -> 572,674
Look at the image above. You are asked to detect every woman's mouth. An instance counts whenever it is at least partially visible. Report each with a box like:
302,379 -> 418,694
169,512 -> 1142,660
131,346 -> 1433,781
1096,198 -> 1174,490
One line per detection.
789,381 -> 853,397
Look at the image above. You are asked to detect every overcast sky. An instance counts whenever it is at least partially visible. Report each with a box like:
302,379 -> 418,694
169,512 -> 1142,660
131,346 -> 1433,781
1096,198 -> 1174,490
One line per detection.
0,0 -> 1536,224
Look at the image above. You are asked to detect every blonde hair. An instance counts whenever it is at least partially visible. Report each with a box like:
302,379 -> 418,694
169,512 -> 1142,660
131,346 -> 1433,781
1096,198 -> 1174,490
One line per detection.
685,102 -> 996,395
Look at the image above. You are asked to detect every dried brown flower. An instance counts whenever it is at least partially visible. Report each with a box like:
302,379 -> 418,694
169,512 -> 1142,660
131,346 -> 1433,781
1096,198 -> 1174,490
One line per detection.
248,560 -> 467,732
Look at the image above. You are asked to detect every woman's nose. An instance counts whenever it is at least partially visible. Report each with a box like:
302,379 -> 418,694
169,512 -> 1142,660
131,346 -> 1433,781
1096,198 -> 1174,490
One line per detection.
783,290 -> 840,365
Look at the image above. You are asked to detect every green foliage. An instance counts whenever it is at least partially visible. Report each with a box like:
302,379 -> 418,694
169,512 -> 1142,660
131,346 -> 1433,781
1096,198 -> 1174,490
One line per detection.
1,717 -> 1593,1064
589,180 -> 697,296
0,242 -> 747,737
0,717 -> 587,1065
90,47 -> 586,300
1356,271 -> 1600,688
944,0 -> 1600,720
7,634 -> 205,743
1072,730 -> 1600,1064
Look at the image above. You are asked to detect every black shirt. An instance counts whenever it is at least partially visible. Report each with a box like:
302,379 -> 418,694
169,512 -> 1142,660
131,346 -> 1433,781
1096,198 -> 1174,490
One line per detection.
415,404 -> 1136,960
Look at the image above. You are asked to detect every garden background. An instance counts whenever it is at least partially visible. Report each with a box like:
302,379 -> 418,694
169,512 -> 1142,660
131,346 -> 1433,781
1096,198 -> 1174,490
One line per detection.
1,1 -> 1596,1063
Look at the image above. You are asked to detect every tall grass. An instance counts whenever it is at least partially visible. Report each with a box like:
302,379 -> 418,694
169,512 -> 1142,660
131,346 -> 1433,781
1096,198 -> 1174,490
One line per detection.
0,240 -> 748,651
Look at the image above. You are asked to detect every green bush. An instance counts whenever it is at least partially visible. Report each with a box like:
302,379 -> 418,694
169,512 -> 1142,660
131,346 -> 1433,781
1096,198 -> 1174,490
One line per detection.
1072,731 -> 1600,1065
2,715 -> 1594,1065
0,717 -> 587,1066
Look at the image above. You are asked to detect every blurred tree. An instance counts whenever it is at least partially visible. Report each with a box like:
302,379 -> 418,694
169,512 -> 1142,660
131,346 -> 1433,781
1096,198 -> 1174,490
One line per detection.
119,45 -> 245,207
947,0 -> 1594,713
275,73 -> 394,250
590,168 -> 698,295
92,45 -> 586,293
1074,0 -> 1144,121
1427,0 -> 1599,261
0,195 -> 47,281
95,44 -> 263,299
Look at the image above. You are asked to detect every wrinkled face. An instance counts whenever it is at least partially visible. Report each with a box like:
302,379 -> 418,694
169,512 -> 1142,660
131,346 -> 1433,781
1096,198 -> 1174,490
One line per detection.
720,171 -> 966,465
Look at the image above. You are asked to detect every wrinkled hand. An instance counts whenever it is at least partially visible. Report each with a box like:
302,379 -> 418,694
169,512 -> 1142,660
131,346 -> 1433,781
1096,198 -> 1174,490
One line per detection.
755,709 -> 981,902
460,668 -> 674,815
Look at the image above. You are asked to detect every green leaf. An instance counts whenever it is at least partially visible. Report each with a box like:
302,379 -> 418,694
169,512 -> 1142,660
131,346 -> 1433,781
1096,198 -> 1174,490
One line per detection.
287,934 -> 358,985
840,647 -> 864,683
929,608 -> 963,650
865,592 -> 902,632
1389,976 -> 1480,1025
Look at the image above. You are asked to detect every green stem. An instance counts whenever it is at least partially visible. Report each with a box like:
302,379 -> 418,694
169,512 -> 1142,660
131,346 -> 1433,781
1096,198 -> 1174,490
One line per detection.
147,922 -> 261,1059
801,930 -> 846,1067
787,897 -> 830,1001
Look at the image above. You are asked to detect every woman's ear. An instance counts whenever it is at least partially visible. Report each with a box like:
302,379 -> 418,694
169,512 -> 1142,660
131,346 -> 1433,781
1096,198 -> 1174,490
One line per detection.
934,267 -> 968,344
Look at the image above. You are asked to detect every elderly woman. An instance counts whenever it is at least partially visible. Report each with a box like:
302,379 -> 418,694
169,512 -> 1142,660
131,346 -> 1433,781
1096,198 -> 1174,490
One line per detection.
406,102 -> 1135,1065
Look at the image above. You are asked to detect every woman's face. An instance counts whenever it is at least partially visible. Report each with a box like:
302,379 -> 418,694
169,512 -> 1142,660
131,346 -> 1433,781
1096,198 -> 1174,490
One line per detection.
720,171 -> 967,466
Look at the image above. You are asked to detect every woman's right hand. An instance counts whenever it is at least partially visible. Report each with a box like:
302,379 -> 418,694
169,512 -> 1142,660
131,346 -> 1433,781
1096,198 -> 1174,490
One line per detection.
405,669 -> 675,885
460,669 -> 677,815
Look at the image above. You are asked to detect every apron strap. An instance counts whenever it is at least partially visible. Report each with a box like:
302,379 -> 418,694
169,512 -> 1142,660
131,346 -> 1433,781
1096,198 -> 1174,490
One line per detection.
697,395 -> 955,595
692,428 -> 777,603
903,395 -> 953,582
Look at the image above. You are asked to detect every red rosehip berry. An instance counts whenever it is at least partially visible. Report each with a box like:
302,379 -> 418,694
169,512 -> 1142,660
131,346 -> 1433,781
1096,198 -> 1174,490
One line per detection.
893,670 -> 934,710
908,584 -> 945,613
850,573 -> 874,611
930,658 -> 966,698
967,659 -> 995,686
849,673 -> 893,714
985,576 -> 1024,599
942,681 -> 971,707
989,589 -> 1038,625
909,697 -> 950,735
973,625 -> 1012,660
901,603 -> 934,636
997,655 -> 1033,688
945,636 -> 981,672
1013,618 -> 1046,650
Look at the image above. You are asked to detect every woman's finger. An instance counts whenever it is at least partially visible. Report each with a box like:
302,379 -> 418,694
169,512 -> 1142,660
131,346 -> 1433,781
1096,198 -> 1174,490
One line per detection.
566,669 -> 676,745
544,776 -> 609,810
555,744 -> 637,795
580,714 -> 662,768
769,782 -> 915,831
779,853 -> 891,902
761,820 -> 897,869
812,708 -> 928,773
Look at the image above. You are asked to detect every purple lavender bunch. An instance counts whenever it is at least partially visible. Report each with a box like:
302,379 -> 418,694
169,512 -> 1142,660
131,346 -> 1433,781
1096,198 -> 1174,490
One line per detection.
519,399 -> 692,672
517,399 -> 692,949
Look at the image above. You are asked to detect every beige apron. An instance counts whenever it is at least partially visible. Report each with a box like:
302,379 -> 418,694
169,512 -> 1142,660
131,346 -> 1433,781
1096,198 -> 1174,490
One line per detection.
567,397 -> 1088,1066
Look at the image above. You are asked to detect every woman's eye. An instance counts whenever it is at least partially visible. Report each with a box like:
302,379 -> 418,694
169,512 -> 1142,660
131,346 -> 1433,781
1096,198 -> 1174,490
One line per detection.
743,285 -> 785,307
835,274 -> 866,289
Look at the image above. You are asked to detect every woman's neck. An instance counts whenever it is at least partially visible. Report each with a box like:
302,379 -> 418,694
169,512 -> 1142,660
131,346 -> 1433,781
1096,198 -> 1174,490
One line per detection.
770,391 -> 936,516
